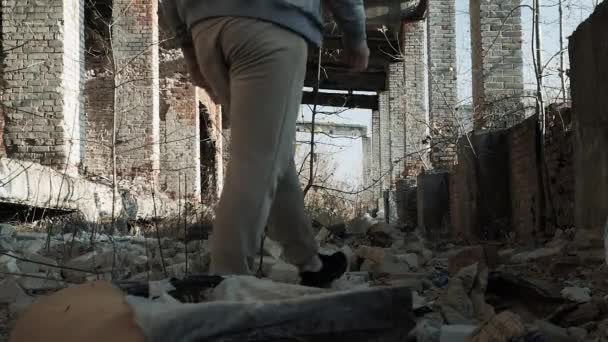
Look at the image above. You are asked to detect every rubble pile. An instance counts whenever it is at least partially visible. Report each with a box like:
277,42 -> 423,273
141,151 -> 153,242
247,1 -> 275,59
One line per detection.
0,216 -> 607,341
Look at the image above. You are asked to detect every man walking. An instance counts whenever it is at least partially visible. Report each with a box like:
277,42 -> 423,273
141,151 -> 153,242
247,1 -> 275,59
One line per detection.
160,0 -> 369,288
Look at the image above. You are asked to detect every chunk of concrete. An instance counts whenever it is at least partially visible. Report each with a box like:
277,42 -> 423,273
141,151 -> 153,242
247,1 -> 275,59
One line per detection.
346,214 -> 377,235
17,253 -> 59,274
510,244 -> 566,263
16,239 -> 45,255
315,228 -> 331,243
210,276 -> 326,302
62,249 -> 115,282
356,247 -> 412,274
18,274 -> 64,292
262,238 -> 282,259
0,224 -> 16,237
0,253 -> 21,273
439,325 -> 477,342
268,261 -> 300,284
0,277 -> 28,303
561,286 -> 592,303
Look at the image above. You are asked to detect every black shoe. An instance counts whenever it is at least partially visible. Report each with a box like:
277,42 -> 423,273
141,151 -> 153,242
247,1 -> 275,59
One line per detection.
300,252 -> 348,288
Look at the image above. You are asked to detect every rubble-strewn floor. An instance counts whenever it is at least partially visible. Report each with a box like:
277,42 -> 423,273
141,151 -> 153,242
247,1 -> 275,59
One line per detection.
0,216 -> 607,341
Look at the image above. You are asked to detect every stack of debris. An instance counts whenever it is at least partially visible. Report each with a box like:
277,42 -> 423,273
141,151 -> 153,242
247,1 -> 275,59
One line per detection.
0,216 -> 607,341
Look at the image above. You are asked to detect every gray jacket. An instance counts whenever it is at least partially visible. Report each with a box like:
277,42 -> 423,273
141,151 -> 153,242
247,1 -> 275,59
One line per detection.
159,0 -> 366,49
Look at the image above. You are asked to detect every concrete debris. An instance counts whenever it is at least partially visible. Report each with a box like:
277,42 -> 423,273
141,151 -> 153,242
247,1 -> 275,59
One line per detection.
411,319 -> 441,342
262,238 -> 282,260
561,286 -> 592,303
440,325 -> 478,342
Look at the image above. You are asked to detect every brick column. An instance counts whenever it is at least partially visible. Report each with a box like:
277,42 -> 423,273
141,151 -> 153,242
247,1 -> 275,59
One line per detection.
1,0 -> 84,173
378,91 -> 391,193
402,21 -> 430,180
387,63 -> 406,182
361,136 -> 372,187
371,109 -> 382,200
427,0 -> 458,170
159,48 -> 201,197
470,0 -> 524,130
111,0 -> 160,180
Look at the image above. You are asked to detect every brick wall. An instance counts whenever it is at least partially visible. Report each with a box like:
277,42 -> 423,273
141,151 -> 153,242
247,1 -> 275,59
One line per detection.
427,0 -> 458,170
159,48 -> 200,198
569,3 -> 608,232
111,0 -> 160,180
470,0 -> 525,130
1,0 -> 85,173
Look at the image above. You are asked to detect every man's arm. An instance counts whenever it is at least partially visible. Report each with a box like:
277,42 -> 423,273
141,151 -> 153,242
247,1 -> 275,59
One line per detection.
324,0 -> 367,48
324,0 -> 369,71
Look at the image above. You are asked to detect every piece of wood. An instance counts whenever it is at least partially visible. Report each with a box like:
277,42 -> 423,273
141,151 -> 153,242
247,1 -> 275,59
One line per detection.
9,281 -> 145,342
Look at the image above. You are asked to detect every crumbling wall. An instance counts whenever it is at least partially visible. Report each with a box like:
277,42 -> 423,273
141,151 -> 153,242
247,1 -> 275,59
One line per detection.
1,0 -> 85,173
449,131 -> 512,241
83,0 -> 114,177
159,48 -> 200,198
427,0 -> 458,170
508,115 -> 541,241
569,2 -> 608,232
470,0 -> 525,130
544,105 -> 574,231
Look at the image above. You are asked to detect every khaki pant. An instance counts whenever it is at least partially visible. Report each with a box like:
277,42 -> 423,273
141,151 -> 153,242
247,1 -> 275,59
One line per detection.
192,17 -> 320,275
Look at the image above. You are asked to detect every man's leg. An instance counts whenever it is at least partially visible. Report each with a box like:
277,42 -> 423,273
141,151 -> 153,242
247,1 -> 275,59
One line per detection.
267,161 -> 321,271
192,18 -> 317,275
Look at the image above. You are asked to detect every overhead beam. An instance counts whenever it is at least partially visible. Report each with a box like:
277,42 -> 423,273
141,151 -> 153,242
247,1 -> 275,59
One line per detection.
296,121 -> 368,137
304,67 -> 386,92
301,91 -> 378,110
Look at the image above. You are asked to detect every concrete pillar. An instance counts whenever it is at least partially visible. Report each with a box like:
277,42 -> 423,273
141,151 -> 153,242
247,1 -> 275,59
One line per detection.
111,0 -> 160,180
158,48 -> 201,198
470,0 -> 524,130
1,0 -> 85,173
427,0 -> 458,170
361,136 -> 372,188
402,20 -> 430,181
